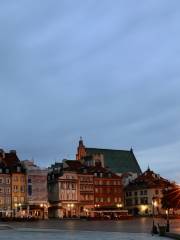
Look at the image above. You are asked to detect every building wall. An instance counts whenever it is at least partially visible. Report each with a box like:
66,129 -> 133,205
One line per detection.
0,173 -> 11,213
125,188 -> 165,215
94,177 -> 123,207
48,171 -> 79,218
11,173 -> 27,209
78,173 -> 94,216
27,170 -> 48,205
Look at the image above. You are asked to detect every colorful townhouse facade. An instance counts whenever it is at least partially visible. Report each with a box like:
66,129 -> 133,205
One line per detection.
47,159 -> 123,218
0,149 -> 27,217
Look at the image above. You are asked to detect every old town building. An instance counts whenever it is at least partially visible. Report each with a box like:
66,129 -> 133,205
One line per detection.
0,161 -> 11,217
48,159 -> 123,218
48,161 -> 79,218
22,160 -> 48,219
124,168 -> 173,216
89,166 -> 123,209
76,138 -> 141,181
0,149 -> 27,217
64,160 -> 94,217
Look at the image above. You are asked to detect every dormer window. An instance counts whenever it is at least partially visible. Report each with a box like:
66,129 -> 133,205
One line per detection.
0,168 -> 2,173
17,166 -> 21,172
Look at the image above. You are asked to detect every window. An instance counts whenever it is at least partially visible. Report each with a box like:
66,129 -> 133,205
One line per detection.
126,191 -> 132,197
13,185 -> 18,192
155,189 -> 159,195
13,176 -> 18,182
126,199 -> 132,206
28,185 -> 32,196
144,190 -> 147,195
99,180 -> 103,185
6,197 -> 11,204
95,188 -> 98,193
134,191 -> 138,196
6,169 -> 9,173
6,178 -> 10,184
14,197 -> 18,203
20,176 -> 25,182
20,186 -> 25,192
134,198 -> 138,205
107,188 -> 110,193
20,197 -> 24,203
0,198 -> 4,204
17,166 -> 21,172
6,187 -> 10,194
107,197 -> 111,203
28,178 -> 32,183
140,190 -> 143,195
140,197 -> 148,204
0,187 -> 4,193
0,178 -> 3,184
0,169 -> 2,173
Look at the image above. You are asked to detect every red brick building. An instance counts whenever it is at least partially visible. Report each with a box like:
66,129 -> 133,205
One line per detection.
88,166 -> 123,208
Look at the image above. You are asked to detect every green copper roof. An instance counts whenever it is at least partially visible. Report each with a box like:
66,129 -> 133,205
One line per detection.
86,148 -> 142,174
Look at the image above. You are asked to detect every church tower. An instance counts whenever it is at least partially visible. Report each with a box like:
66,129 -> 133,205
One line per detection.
76,137 -> 86,160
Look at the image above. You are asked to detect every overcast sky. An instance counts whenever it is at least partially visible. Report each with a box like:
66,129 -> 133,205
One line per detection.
0,1 -> 180,182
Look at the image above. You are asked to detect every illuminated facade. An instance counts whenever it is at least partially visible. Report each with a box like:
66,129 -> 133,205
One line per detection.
0,149 -> 27,217
48,160 -> 123,218
124,168 -> 173,215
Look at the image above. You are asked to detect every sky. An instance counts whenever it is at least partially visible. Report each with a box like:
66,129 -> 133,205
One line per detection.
0,1 -> 180,182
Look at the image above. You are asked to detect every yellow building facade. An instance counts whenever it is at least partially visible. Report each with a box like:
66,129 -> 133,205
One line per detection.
11,172 -> 27,210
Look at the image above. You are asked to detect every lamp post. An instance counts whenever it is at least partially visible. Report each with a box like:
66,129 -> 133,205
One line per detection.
67,203 -> 74,217
18,203 -> 22,218
14,203 -> 17,218
164,186 -> 171,232
40,204 -> 45,220
152,196 -> 158,234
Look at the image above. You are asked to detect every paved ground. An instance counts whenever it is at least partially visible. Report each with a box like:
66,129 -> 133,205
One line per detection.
0,218 -> 179,240
0,229 -> 172,240
4,217 -> 180,233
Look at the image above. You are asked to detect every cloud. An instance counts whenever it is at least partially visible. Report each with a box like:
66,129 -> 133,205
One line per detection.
0,0 -> 180,181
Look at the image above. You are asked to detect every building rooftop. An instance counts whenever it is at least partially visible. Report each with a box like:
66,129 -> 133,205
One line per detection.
85,147 -> 142,175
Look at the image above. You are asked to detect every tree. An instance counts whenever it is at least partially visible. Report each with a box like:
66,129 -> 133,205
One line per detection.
161,185 -> 180,211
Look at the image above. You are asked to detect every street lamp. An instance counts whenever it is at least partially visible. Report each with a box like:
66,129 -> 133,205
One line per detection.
116,203 -> 122,208
164,187 -> 171,232
152,196 -> 158,234
40,203 -> 46,220
67,203 -> 74,217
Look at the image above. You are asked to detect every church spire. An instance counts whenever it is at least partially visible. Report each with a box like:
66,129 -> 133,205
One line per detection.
79,136 -> 84,146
